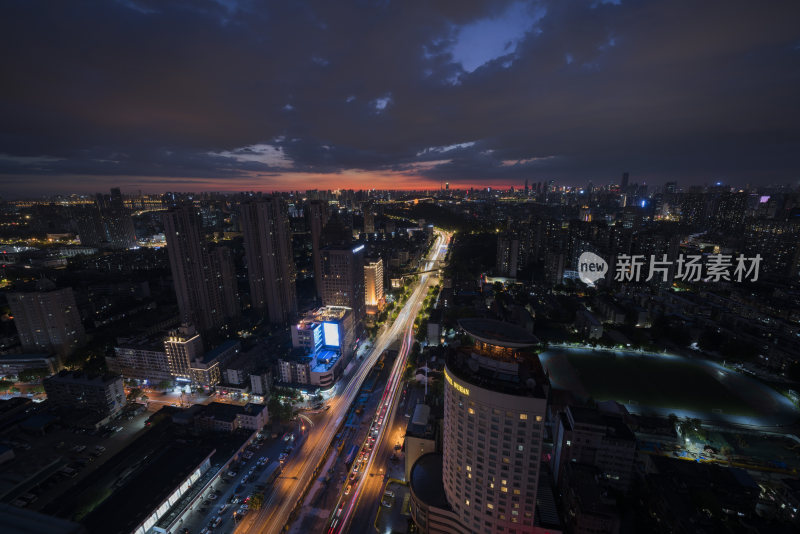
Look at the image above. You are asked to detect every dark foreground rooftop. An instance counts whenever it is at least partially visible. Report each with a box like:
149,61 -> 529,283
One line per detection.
410,453 -> 450,510
459,318 -> 539,348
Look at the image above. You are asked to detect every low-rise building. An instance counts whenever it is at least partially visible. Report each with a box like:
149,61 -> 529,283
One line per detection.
43,371 -> 125,417
194,402 -> 268,433
575,308 -> 603,339
552,405 -> 637,491
404,403 -> 436,482
107,335 -> 170,383
189,339 -> 241,389
0,353 -> 60,378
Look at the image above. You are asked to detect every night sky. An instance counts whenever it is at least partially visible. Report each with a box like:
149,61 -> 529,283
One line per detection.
1,0 -> 799,196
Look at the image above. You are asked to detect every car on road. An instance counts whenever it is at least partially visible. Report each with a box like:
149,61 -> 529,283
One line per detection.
218,503 -> 228,514
384,489 -> 395,498
381,495 -> 393,508
336,502 -> 344,517
344,483 -> 352,495
212,516 -> 222,527
226,470 -> 237,477
279,452 -> 288,462
208,493 -> 218,500
230,494 -> 241,504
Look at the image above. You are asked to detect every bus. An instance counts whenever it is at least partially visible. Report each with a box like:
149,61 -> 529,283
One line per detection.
264,461 -> 282,486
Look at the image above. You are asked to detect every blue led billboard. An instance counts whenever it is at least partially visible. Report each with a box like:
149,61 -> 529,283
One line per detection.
322,322 -> 340,348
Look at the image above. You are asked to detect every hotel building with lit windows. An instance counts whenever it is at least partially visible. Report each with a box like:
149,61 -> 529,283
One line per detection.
410,319 -> 555,534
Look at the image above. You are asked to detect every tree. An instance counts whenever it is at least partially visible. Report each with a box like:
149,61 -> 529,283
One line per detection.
17,368 -> 49,383
667,413 -> 679,429
126,387 -> 143,402
250,492 -> 264,510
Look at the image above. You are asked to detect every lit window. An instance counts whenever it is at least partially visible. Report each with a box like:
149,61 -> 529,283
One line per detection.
468,408 -> 475,415
465,499 -> 470,506
519,414 -> 527,420
535,415 -> 543,422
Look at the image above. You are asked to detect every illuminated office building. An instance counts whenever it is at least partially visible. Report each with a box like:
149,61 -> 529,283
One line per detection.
410,319 -> 550,534
364,257 -> 384,314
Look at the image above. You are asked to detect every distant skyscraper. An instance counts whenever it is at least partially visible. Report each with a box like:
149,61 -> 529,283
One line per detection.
496,234 -> 520,278
621,172 -> 630,190
208,246 -> 241,320
162,206 -> 239,331
322,211 -> 353,246
321,244 -> 365,322
364,257 -> 384,313
101,187 -> 137,249
307,200 -> 330,298
240,197 -> 297,324
524,178 -> 529,195
72,203 -> 105,247
364,209 -> 375,234
7,278 -> 85,356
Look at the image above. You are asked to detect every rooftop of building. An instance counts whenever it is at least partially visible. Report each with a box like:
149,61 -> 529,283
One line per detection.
114,333 -> 164,352
199,401 -> 244,422
0,352 -> 56,362
459,318 -> 539,348
409,453 -> 451,511
241,403 -> 267,416
406,403 -> 434,439
313,306 -> 352,322
82,443 -> 213,534
44,370 -> 121,386
199,339 -> 240,364
311,349 -> 339,373
447,348 -> 549,399
567,405 -> 637,442
0,503 -> 85,534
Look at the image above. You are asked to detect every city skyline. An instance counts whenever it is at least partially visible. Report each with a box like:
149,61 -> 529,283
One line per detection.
2,1 -> 799,196
1,2 -> 800,533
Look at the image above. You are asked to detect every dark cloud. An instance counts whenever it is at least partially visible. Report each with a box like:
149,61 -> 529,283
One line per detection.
1,0 -> 799,195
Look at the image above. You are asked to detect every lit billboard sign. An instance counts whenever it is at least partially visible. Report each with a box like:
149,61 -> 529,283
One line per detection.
322,322 -> 340,348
